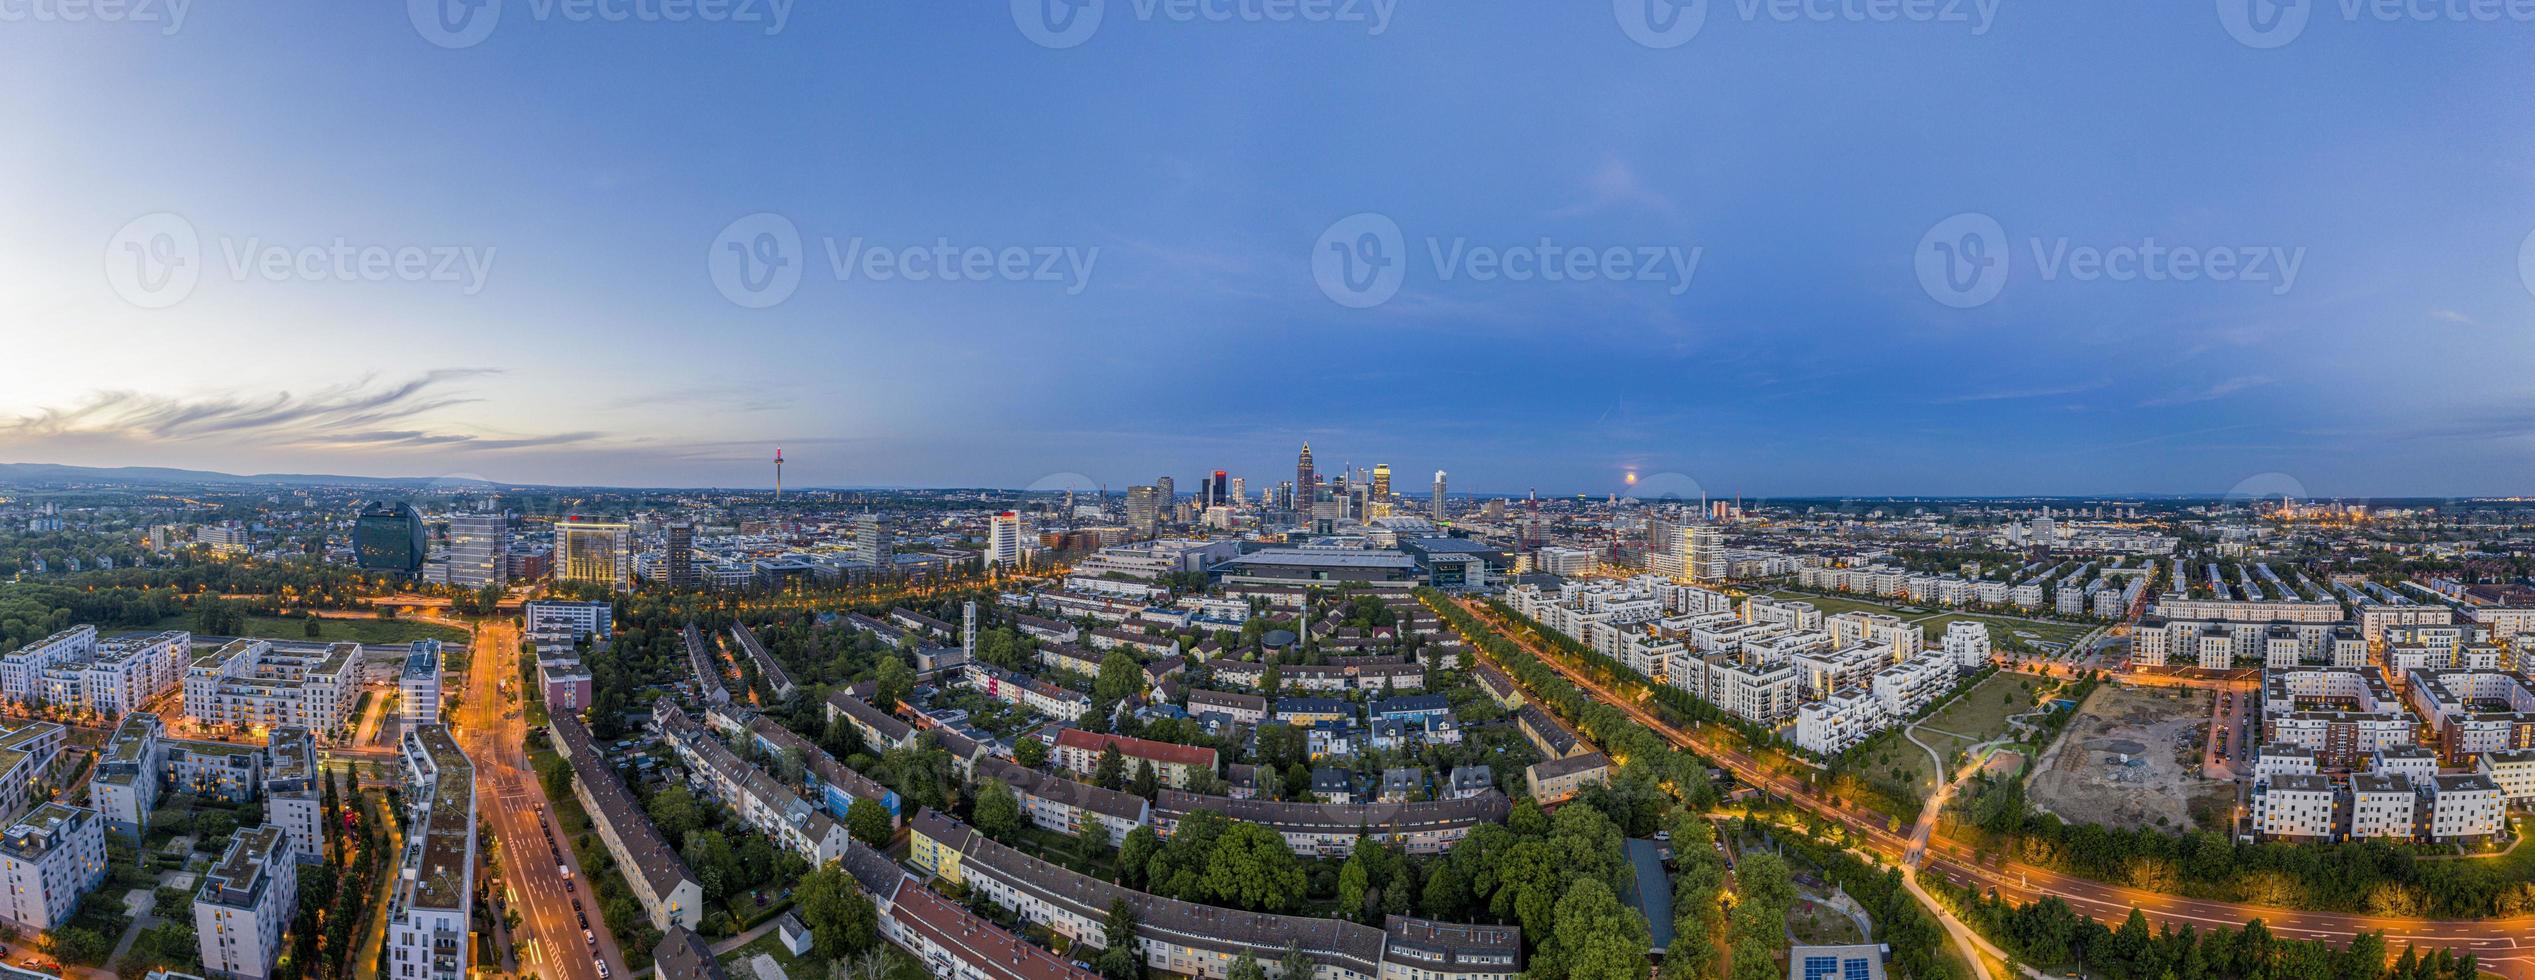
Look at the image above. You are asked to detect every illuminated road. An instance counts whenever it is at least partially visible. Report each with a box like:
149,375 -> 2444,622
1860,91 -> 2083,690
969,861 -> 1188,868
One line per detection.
1453,599 -> 2535,979
453,618 -> 625,980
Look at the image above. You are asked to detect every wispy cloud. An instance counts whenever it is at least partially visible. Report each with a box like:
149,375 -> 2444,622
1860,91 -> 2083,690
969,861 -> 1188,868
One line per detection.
1930,380 -> 2109,405
1546,158 -> 1679,220
0,371 -> 594,454
2139,375 -> 2274,408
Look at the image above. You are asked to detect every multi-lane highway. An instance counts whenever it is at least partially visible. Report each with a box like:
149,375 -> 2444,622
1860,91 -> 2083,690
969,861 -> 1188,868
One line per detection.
453,617 -> 627,980
1454,599 -> 2535,979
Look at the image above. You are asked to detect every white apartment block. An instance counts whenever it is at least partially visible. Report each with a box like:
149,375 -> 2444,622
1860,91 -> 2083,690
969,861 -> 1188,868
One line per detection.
2478,748 -> 2535,804
2250,774 -> 2336,840
2426,774 -> 2507,842
1794,692 -> 1886,756
1791,644 -> 1892,700
2356,602 -> 2456,647
1671,655 -> 1801,727
385,726 -> 473,980
91,714 -> 165,835
1871,650 -> 1959,719
1828,612 -> 1923,658
1941,621 -> 1992,668
1743,596 -> 1824,632
2406,669 -> 2535,763
264,728 -> 324,864
183,639 -> 360,741
2346,773 -> 2416,839
399,641 -> 442,729
0,803 -> 106,932
1617,633 -> 1683,681
522,600 -> 614,641
2,626 -> 191,718
1533,547 -> 1596,576
2262,667 -> 2414,764
195,826 -> 296,980
0,723 -> 66,823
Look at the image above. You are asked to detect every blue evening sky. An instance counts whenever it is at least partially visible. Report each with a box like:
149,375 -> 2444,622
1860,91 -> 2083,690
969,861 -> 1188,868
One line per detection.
4,2 -> 2533,497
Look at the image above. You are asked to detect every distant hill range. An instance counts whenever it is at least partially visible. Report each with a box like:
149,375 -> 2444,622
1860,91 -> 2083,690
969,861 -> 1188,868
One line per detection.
0,462 -> 504,490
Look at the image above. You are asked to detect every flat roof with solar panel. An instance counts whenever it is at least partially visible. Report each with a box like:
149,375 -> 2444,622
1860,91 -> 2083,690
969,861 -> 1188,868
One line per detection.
1790,945 -> 1884,980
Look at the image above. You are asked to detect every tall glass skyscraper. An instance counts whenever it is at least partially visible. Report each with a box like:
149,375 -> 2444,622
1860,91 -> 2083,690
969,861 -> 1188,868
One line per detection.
353,502 -> 425,575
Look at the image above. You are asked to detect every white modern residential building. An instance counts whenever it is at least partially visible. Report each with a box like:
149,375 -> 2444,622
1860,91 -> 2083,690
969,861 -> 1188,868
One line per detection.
194,826 -> 296,980
984,512 -> 1026,570
399,641 -> 442,729
2250,774 -> 2337,840
0,722 -> 66,822
1941,621 -> 1992,668
0,803 -> 106,932
183,640 -> 361,741
91,713 -> 166,836
1794,691 -> 1887,756
523,600 -> 614,641
1,626 -> 190,718
385,726 -> 474,980
264,728 -> 324,864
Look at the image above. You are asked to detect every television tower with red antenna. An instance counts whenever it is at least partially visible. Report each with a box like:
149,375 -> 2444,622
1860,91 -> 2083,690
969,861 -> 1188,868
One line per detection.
774,446 -> 784,501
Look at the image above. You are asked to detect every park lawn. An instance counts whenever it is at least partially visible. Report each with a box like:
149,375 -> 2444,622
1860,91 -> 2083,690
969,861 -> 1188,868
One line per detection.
1910,612 -> 2091,653
1748,590 -> 1912,618
140,614 -> 467,646
1871,672 -> 2053,799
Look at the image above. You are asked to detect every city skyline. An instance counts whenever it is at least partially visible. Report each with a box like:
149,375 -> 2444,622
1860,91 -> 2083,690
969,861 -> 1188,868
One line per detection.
10,7 -> 2535,495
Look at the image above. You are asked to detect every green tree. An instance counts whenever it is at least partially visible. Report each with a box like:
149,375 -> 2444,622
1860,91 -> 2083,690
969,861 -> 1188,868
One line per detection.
1277,942 -> 1314,980
1131,759 -> 1160,800
794,866 -> 880,959
1094,744 -> 1126,790
1076,810 -> 1111,864
1014,736 -> 1049,769
1096,899 -> 1140,980
1548,877 -> 1652,980
1202,821 -> 1307,914
646,785 -> 708,845
1117,825 -> 1162,889
1226,950 -> 1268,980
1095,651 -> 1144,704
1338,853 -> 1371,923
845,797 -> 892,848
874,655 -> 914,711
974,780 -> 1023,841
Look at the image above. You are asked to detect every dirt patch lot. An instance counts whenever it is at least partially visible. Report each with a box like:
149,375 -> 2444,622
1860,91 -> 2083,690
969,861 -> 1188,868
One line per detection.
2027,683 -> 2234,833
